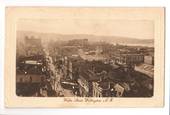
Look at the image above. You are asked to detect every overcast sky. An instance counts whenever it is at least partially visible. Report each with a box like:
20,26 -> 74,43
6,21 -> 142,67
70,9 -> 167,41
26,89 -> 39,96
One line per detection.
17,19 -> 154,40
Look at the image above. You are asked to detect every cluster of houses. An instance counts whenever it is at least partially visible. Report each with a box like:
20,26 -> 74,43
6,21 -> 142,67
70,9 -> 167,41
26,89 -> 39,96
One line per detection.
49,39 -> 154,97
57,52 -> 153,97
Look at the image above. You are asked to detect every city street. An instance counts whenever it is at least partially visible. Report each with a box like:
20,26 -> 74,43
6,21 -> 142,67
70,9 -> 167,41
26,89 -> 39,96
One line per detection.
44,49 -> 75,97
16,31 -> 154,98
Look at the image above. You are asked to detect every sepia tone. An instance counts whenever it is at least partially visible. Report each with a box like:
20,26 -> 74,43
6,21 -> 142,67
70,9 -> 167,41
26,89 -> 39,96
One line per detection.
16,20 -> 154,97
5,7 -> 164,107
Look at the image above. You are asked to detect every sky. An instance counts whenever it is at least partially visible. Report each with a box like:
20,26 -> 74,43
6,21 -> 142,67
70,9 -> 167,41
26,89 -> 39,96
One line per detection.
17,19 -> 154,40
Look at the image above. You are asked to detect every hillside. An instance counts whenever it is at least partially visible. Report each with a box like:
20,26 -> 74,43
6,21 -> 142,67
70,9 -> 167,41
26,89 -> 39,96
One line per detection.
17,31 -> 154,47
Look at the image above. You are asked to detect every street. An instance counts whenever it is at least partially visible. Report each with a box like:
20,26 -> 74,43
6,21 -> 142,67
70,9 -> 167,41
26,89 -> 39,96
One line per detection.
44,49 -> 75,97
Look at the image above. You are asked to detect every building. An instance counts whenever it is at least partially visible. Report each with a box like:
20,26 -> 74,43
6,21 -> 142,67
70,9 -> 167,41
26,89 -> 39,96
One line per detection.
68,39 -> 88,47
77,68 -> 102,97
92,81 -> 112,97
59,46 -> 79,56
135,63 -> 154,78
25,36 -> 43,56
114,82 -> 131,97
114,54 -> 144,65
79,50 -> 106,61
92,67 -> 133,97
16,58 -> 46,96
67,56 -> 84,80
114,83 -> 125,97
144,55 -> 154,65
77,60 -> 125,97
60,55 -> 83,81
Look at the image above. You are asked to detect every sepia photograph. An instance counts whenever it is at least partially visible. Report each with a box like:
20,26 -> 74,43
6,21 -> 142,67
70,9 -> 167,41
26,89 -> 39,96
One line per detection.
5,7 -> 164,107
16,19 -> 154,97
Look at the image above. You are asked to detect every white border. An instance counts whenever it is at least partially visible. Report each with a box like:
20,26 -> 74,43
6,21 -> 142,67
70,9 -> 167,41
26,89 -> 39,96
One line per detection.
0,0 -> 169,115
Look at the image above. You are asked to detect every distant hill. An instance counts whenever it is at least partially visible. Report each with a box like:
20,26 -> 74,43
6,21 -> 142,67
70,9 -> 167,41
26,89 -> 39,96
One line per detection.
17,31 -> 154,47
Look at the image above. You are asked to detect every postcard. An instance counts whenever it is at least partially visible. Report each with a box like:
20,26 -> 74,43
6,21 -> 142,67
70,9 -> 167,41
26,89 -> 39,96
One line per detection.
5,7 -> 164,107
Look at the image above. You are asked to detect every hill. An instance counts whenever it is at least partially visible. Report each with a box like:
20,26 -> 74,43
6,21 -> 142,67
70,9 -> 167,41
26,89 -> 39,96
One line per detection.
17,31 -> 154,47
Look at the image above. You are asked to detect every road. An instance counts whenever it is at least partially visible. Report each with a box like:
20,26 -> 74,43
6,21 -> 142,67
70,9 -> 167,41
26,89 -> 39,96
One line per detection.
44,49 -> 75,97
63,89 -> 74,97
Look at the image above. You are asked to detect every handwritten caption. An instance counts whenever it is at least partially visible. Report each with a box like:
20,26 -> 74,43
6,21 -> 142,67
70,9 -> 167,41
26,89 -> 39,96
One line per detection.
63,97 -> 114,103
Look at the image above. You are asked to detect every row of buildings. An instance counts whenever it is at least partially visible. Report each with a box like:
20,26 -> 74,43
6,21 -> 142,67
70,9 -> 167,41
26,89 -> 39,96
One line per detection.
58,53 -> 153,97
49,39 -> 154,97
